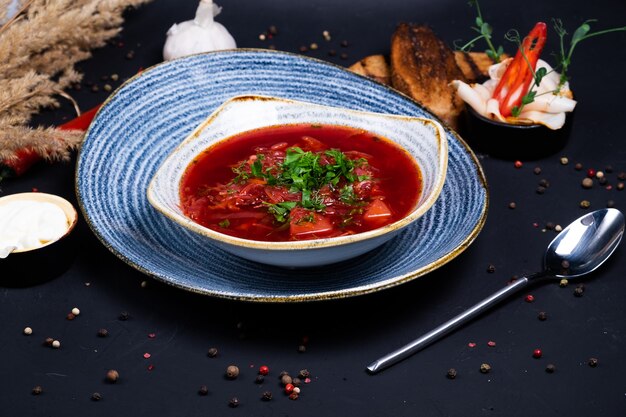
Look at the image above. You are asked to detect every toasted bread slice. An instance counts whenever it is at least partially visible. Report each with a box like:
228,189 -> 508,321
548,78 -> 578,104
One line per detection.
390,23 -> 466,128
348,55 -> 392,86
454,51 -> 501,83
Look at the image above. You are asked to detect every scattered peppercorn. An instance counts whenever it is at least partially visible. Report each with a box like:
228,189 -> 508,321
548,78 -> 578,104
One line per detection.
525,294 -> 535,303
487,341 -> 496,347
90,84 -> 99,93
110,73 -> 119,81
255,375 -> 265,384
281,374 -> 292,386
258,33 -> 266,41
561,260 -> 570,269
103,84 -> 112,92
340,40 -> 349,47
533,166 -> 542,175
545,364 -> 556,373
538,179 -> 550,188
292,377 -> 302,387
582,178 -> 594,189
322,30 -> 331,41
229,397 -> 240,408
293,387 -> 301,394
91,392 -> 102,401
71,307 -> 80,316
607,200 -> 615,208
340,52 -> 348,60
52,340 -> 61,349
508,202 -> 516,209
574,163 -> 583,171
106,369 -> 119,383
262,391 -> 273,401
533,349 -> 543,358
486,264 -> 496,273
545,222 -> 555,230
125,50 -> 135,60
537,311 -> 547,321
514,160 -> 523,169
299,45 -> 308,53
32,386 -> 43,395
44,337 -> 54,346
66,313 -> 76,321
555,224 -> 563,232
284,383 -> 295,394
289,392 -> 299,400
536,186 -> 546,194
617,182 -> 624,191
226,365 -> 239,379
207,347 -> 218,357
560,157 -> 569,165
618,172 -> 626,181
23,327 -> 32,335
588,357 -> 598,367
259,365 -> 269,376
97,328 -> 109,337
574,286 -> 584,297
596,171 -> 605,179
446,368 -> 457,379
298,369 -> 310,379
309,42 -> 318,50
198,385 -> 209,396
580,200 -> 591,209
559,278 -> 569,287
268,25 -> 278,35
119,311 -> 129,321
598,177 -> 607,185
327,49 -> 336,57
480,363 -> 491,373
586,168 -> 596,178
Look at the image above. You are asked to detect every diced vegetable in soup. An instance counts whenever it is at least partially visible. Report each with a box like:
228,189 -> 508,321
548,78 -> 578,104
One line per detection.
180,124 -> 422,242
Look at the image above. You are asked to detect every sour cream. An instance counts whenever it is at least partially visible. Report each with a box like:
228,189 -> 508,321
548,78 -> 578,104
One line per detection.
0,199 -> 70,257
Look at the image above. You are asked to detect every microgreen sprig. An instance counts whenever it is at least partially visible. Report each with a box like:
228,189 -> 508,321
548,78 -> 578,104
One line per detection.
553,19 -> 626,88
455,0 -> 504,62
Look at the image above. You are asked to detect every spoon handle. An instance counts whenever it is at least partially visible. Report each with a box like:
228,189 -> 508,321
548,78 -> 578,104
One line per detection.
366,277 -> 531,374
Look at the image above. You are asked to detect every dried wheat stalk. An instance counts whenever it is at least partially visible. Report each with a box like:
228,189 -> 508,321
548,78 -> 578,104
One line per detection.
0,0 -> 152,163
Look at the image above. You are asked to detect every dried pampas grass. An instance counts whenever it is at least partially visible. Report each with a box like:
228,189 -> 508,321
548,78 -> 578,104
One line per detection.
0,0 -> 152,164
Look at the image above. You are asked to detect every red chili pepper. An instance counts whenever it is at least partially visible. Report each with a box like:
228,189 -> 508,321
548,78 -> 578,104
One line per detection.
492,22 -> 548,117
0,104 -> 102,179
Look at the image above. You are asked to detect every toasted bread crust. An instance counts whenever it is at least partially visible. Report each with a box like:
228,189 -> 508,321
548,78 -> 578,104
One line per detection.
454,51 -> 503,82
390,23 -> 466,128
348,55 -> 391,86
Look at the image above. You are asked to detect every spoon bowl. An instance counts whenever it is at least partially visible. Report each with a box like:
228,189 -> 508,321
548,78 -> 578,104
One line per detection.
367,208 -> 625,374
544,208 -> 624,278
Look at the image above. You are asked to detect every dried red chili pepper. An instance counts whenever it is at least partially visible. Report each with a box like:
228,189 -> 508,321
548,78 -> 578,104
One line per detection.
492,22 -> 547,117
0,104 -> 102,180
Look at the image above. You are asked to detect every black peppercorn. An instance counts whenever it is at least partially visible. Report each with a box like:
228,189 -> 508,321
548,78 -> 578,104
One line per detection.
574,287 -> 584,297
106,369 -> 119,383
32,386 -> 43,395
281,374 -> 292,385
229,397 -> 240,408
292,377 -> 302,387
446,368 -> 457,379
268,25 -> 278,35
119,311 -> 129,321
340,40 -> 349,47
574,163 -> 583,171
44,337 -> 54,346
198,385 -> 209,396
97,328 -> 109,337
545,222 -> 555,230
255,375 -> 265,384
486,264 -> 496,273
298,369 -> 310,379
538,179 -> 550,188
533,167 -> 542,175
536,186 -> 546,194
91,392 -> 102,401
226,365 -> 240,379
262,391 -> 273,401
545,364 -> 556,373
298,344 -> 307,353
607,200 -> 615,208
480,363 -> 491,373
508,202 -> 516,209
588,357 -> 598,367
537,311 -> 548,321
207,347 -> 218,358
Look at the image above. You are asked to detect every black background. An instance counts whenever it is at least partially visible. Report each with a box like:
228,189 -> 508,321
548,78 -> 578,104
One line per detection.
2,0 -> 626,416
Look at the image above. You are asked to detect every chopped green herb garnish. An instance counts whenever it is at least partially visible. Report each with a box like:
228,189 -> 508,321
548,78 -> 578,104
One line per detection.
218,219 -> 230,228
264,201 -> 298,223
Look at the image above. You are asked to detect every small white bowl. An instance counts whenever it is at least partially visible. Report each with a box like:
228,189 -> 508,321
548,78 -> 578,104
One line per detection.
147,95 -> 447,268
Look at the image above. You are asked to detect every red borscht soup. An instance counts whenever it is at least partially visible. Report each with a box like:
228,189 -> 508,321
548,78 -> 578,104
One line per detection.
180,124 -> 422,242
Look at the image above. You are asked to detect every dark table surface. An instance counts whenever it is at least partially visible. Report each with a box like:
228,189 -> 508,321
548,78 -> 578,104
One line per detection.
2,0 -> 626,416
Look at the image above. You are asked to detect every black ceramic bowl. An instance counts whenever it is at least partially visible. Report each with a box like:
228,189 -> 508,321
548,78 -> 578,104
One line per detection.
0,193 -> 78,287
463,107 -> 573,161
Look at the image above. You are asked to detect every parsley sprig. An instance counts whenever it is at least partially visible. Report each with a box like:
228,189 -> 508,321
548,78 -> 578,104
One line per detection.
232,146 -> 370,223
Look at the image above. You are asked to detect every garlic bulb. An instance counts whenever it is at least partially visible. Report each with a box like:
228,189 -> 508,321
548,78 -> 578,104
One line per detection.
163,0 -> 236,61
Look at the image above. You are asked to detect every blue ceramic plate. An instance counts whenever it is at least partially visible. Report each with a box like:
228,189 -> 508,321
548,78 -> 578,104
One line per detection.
76,49 -> 488,302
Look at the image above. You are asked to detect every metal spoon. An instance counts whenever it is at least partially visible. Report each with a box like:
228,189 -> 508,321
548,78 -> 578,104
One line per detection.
367,208 -> 625,374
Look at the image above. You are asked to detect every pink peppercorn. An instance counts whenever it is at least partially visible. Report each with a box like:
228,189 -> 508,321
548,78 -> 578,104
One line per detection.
284,383 -> 295,394
514,160 -> 523,169
587,168 -> 596,178
533,349 -> 542,358
259,365 -> 269,376
525,294 -> 535,303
